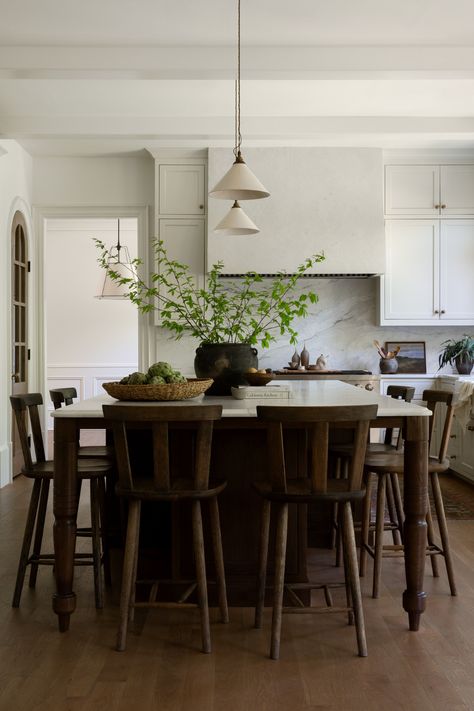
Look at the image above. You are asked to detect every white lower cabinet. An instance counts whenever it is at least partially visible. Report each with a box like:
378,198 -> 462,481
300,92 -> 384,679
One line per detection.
379,219 -> 474,326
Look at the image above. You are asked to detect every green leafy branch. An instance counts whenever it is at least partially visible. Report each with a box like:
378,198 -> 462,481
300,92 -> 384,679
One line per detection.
95,238 -> 324,349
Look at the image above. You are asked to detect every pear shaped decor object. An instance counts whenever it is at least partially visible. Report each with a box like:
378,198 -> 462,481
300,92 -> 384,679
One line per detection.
300,344 -> 310,369
290,349 -> 300,369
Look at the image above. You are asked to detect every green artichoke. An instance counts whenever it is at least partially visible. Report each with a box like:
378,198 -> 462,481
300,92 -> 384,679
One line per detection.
147,361 -> 175,379
147,375 -> 166,385
127,371 -> 148,385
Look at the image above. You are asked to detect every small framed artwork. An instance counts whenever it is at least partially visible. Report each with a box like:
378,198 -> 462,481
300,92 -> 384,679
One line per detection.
385,341 -> 426,374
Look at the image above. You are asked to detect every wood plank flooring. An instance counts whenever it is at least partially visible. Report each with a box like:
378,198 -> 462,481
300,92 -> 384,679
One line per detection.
2,475 -> 474,711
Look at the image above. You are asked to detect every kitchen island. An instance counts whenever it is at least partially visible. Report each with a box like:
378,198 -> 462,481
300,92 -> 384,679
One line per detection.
52,380 -> 431,633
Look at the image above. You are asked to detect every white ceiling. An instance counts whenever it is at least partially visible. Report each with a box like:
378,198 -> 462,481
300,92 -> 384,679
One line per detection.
2,0 -> 474,155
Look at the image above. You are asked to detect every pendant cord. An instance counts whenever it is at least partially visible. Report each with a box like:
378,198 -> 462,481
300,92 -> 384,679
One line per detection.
116,218 -> 122,259
234,0 -> 242,159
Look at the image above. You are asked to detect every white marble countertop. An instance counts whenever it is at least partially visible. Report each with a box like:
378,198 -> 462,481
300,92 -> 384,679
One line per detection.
51,380 -> 431,419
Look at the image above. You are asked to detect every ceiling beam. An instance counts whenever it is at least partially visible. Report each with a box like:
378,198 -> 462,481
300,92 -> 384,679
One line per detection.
2,45 -> 474,80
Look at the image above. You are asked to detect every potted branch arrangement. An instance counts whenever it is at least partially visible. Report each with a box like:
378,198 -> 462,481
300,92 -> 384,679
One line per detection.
438,335 -> 474,375
96,239 -> 324,394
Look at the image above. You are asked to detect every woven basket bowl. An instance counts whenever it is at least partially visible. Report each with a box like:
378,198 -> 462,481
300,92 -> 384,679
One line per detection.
102,378 -> 213,402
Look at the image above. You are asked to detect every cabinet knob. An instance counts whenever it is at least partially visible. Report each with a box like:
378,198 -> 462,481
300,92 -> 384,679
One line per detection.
434,204 -> 440,209
441,204 -> 447,209
468,425 -> 474,431
450,434 -> 457,439
199,204 -> 204,210
440,310 -> 446,314
434,309 -> 439,314
365,383 -> 374,391
450,455 -> 457,460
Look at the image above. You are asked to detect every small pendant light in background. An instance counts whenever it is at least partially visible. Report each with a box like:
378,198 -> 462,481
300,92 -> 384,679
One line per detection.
95,218 -> 137,299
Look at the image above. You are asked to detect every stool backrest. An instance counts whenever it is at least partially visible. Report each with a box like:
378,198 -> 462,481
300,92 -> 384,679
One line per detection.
422,389 -> 455,463
50,387 -> 78,410
256,405 -> 378,494
385,385 -> 416,447
102,404 -> 223,493
10,393 -> 45,470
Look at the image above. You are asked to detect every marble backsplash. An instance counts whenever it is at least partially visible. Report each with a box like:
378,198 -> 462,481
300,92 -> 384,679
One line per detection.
154,278 -> 470,376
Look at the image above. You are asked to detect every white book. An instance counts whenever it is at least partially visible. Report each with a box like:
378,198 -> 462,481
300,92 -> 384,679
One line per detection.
231,385 -> 292,400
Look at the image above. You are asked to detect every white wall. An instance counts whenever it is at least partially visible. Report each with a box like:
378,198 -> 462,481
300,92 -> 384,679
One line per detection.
44,218 -> 138,426
0,140 -> 33,487
33,156 -> 154,207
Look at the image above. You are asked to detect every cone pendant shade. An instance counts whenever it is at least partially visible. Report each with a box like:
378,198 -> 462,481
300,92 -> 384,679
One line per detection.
214,201 -> 260,236
210,155 -> 270,201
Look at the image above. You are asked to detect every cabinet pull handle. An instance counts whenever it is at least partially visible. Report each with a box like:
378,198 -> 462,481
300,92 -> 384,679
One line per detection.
441,204 -> 447,209
434,204 -> 440,209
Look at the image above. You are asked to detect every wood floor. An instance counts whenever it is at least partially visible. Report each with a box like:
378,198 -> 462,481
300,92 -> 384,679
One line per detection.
2,476 -> 474,711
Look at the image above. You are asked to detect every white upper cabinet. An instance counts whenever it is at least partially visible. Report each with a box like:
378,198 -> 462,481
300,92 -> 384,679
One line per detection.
385,165 -> 439,217
380,219 -> 474,326
440,166 -> 474,216
385,164 -> 474,217
382,220 -> 439,322
439,220 -> 474,320
159,164 -> 205,216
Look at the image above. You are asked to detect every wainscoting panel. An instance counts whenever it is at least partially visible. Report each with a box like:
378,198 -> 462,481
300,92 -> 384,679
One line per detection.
47,363 -> 137,429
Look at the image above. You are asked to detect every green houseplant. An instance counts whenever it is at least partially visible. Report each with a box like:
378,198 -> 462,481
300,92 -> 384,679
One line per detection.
438,335 -> 474,375
96,239 -> 325,394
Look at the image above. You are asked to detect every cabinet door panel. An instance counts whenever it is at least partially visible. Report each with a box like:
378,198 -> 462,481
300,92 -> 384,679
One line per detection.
155,219 -> 205,325
440,165 -> 474,216
384,220 -> 439,320
440,221 -> 474,321
159,165 -> 205,215
385,165 -> 439,216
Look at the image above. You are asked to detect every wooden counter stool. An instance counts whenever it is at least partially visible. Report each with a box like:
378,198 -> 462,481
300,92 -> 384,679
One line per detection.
103,403 -> 229,654
330,386 -> 415,564
50,386 -> 113,584
10,393 -> 112,608
254,403 -> 378,659
362,389 -> 457,598
50,387 -> 113,459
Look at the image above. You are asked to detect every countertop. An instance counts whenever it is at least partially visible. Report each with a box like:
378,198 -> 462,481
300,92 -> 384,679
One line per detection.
51,379 -> 431,420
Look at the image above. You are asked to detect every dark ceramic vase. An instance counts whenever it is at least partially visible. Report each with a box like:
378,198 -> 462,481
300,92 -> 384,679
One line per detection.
379,357 -> 398,374
194,343 -> 258,396
455,355 -> 473,375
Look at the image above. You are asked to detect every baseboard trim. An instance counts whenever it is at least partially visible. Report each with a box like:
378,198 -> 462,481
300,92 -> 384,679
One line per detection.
0,443 -> 12,488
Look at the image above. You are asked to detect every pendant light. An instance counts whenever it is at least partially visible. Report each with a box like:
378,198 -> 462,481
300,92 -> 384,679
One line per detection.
214,200 -> 260,236
95,218 -> 137,299
209,0 -> 270,204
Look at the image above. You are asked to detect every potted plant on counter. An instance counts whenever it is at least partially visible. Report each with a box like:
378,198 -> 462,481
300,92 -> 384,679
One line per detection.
438,335 -> 474,375
96,239 -> 324,394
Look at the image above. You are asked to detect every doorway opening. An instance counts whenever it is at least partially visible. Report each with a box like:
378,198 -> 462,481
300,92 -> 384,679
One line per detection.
43,217 -> 139,449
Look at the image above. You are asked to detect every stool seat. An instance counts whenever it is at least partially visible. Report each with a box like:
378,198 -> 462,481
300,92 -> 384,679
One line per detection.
22,457 -> 112,480
364,451 -> 450,475
116,478 -> 227,501
253,478 -> 366,503
79,445 -> 114,459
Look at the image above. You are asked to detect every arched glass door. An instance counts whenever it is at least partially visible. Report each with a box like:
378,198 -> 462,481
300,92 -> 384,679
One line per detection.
11,211 -> 28,477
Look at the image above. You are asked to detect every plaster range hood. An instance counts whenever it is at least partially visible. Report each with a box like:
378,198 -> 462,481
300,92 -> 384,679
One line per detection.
207,148 -> 386,277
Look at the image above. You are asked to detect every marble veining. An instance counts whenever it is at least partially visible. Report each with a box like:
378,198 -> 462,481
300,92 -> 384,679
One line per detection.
154,278 -> 469,377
